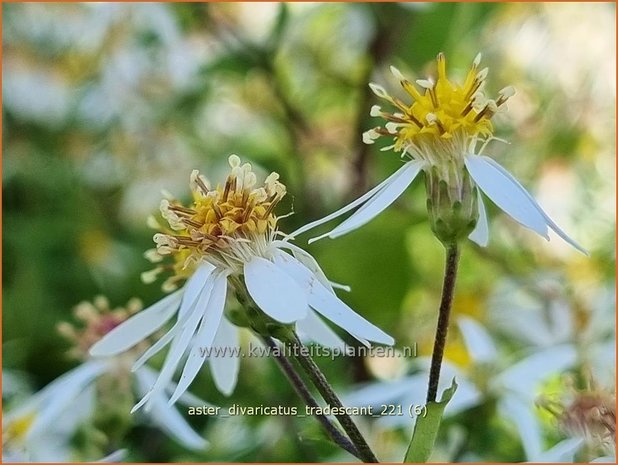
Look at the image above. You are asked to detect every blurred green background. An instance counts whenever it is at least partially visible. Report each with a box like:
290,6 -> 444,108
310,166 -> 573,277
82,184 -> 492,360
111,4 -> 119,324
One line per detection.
3,2 -> 615,462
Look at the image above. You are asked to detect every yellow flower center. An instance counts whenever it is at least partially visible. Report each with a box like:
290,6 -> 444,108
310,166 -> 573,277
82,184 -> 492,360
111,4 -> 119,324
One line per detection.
145,155 -> 286,289
365,53 -> 514,154
4,412 -> 36,444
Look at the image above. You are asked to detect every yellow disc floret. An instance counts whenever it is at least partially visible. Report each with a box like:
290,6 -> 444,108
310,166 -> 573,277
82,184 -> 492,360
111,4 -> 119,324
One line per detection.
364,53 -> 514,156
145,155 -> 287,289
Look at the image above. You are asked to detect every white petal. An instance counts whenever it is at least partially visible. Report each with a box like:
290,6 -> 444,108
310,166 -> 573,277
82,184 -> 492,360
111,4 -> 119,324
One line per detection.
28,360 -> 108,438
148,395 -> 208,450
95,449 -> 128,463
288,161 -> 421,239
178,264 -> 215,319
457,317 -> 498,363
464,155 -> 549,238
273,240 -> 336,293
499,395 -> 543,460
536,438 -> 583,462
296,310 -> 347,350
468,189 -> 489,247
209,317 -> 240,396
136,366 -> 210,408
312,160 -> 423,242
244,256 -> 308,324
132,276 -> 217,371
89,290 -> 182,357
496,345 -> 577,397
481,156 -> 587,254
169,273 -> 229,404
131,324 -> 179,372
273,252 -> 393,345
311,283 -> 394,345
135,278 -> 216,412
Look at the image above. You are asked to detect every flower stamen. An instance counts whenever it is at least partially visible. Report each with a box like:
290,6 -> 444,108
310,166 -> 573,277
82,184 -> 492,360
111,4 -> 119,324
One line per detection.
145,156 -> 287,285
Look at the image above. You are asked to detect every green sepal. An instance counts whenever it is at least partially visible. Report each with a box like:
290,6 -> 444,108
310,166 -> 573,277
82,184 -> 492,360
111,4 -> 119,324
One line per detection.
404,378 -> 458,463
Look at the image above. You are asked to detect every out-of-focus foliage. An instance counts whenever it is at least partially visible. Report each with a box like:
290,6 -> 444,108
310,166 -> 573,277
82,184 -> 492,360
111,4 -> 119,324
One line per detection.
3,2 -> 615,462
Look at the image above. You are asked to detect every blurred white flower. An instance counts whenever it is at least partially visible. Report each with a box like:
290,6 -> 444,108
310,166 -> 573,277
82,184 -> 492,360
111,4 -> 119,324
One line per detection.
90,156 -> 393,412
345,316 -> 578,461
2,297 -> 208,462
490,277 -> 616,388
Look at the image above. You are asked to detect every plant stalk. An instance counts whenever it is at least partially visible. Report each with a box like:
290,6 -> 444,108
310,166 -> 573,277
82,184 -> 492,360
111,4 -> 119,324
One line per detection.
286,332 -> 379,463
261,335 -> 361,459
426,243 -> 460,403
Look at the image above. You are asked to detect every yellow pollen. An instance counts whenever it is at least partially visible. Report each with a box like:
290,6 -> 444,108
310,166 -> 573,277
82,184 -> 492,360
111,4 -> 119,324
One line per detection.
149,156 -> 287,277
367,53 -> 514,153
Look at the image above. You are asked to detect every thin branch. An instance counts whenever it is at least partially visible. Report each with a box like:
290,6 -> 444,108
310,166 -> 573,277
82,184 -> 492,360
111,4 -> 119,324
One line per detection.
285,333 -> 379,463
427,243 -> 460,403
261,336 -> 361,460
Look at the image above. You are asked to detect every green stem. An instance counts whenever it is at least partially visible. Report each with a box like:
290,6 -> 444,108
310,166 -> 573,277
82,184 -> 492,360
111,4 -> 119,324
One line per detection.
426,243 -> 460,403
285,332 -> 379,463
261,335 -> 361,460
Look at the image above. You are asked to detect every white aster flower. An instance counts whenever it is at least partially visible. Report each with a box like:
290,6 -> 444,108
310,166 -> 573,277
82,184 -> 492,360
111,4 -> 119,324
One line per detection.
345,316 -> 578,461
291,53 -> 586,253
90,155 -> 393,412
2,297 -> 208,460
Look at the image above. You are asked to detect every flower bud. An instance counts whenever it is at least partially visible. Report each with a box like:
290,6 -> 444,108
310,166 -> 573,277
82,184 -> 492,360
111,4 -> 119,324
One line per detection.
424,164 -> 479,245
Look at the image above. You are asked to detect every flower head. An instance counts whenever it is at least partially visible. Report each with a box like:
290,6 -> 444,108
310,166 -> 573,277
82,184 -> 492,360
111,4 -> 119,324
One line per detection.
540,379 -> 616,458
90,157 -> 393,413
364,53 -> 514,159
292,53 -> 585,253
152,155 -> 286,275
19,297 -> 210,453
57,296 -> 143,361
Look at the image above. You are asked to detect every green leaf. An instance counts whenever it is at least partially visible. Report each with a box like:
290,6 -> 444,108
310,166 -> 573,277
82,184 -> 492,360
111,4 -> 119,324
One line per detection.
403,379 -> 458,463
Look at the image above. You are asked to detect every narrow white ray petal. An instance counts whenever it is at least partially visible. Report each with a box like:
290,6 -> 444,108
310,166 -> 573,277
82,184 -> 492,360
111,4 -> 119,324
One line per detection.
330,281 -> 351,292
132,277 -> 217,371
148,396 -> 208,450
28,360 -> 108,438
131,391 -> 151,413
468,189 -> 489,247
536,438 -> 583,462
457,316 -> 498,363
273,252 -> 393,345
296,309 -> 347,350
310,289 -> 394,345
464,155 -> 549,238
95,449 -> 128,463
136,366 -> 211,408
498,395 -> 543,460
481,156 -> 587,254
316,160 -> 423,241
244,256 -> 308,324
209,317 -> 240,396
89,290 -> 182,357
178,264 -> 215,319
132,325 -> 179,372
273,241 -> 336,293
289,161 -> 418,239
496,345 -> 577,397
174,389 -> 209,408
169,273 -> 229,404
12,359 -> 103,416
136,278 -> 216,412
